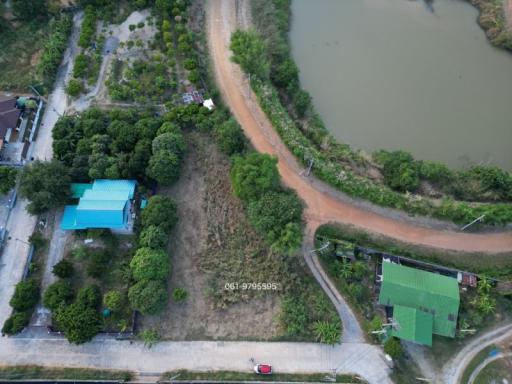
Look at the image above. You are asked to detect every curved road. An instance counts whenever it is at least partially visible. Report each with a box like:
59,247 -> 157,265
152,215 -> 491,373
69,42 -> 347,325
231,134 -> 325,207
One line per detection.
440,323 -> 512,383
207,0 -> 512,254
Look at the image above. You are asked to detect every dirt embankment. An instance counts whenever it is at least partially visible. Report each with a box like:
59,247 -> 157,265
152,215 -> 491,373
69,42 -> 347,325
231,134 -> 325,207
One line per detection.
207,0 -> 512,255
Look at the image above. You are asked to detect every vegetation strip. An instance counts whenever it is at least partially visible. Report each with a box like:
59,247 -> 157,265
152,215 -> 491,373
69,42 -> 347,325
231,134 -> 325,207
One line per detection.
229,0 -> 512,226
0,365 -> 132,381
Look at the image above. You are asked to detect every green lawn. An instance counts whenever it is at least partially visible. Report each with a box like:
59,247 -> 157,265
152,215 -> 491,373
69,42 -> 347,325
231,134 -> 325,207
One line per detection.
164,370 -> 365,383
0,366 -> 132,381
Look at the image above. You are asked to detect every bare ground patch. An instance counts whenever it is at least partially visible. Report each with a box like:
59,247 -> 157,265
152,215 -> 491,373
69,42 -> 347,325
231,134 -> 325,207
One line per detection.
138,132 -> 281,340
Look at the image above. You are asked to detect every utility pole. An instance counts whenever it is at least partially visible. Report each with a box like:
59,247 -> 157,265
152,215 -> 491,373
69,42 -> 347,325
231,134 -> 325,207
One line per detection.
461,214 -> 486,231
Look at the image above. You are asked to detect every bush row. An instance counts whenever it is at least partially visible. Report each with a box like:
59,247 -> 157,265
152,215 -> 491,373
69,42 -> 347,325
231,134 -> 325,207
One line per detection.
38,14 -> 73,89
128,195 -> 178,315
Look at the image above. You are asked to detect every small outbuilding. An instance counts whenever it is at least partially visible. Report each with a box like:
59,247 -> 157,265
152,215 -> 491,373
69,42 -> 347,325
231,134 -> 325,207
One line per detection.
61,180 -> 137,231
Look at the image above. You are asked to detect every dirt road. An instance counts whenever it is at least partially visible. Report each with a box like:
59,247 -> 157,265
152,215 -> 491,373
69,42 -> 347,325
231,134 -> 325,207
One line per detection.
207,0 -> 512,254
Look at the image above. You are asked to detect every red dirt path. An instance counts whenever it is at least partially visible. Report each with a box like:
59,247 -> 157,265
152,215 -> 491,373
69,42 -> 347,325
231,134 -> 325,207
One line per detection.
207,0 -> 512,254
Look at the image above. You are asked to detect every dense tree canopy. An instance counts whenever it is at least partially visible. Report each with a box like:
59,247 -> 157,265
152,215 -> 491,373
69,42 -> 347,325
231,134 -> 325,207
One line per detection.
230,29 -> 270,80
0,166 -> 17,194
130,247 -> 170,282
43,281 -> 74,311
139,225 -> 168,249
54,302 -> 102,344
214,118 -> 246,156
230,152 -> 280,202
9,279 -> 40,312
128,279 -> 168,315
19,160 -> 71,214
141,195 -> 178,233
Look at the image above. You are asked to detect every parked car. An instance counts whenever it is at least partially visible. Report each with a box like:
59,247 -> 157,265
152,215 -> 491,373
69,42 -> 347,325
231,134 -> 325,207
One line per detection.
254,364 -> 272,375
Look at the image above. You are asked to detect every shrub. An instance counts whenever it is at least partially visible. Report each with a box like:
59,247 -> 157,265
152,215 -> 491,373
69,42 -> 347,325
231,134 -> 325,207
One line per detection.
230,152 -> 280,203
141,195 -> 178,233
78,6 -> 97,48
0,166 -> 18,194
19,160 -> 71,215
419,160 -> 453,185
130,248 -> 170,282
141,329 -> 159,348
10,279 -> 39,312
293,89 -> 312,118
137,22 -> 145,28
76,285 -> 101,309
128,280 -> 168,315
157,122 -> 180,136
86,250 -> 110,278
384,337 -> 403,359
172,287 -> 188,302
230,29 -> 270,80
43,281 -> 74,311
103,290 -> 123,312
52,259 -> 74,278
139,225 -> 168,249
54,303 -> 102,344
39,15 -> 72,86
313,320 -> 341,345
374,150 -> 420,192
214,118 -> 247,156
152,132 -> 186,158
73,53 -> 89,78
129,24 -> 136,31
280,296 -> 307,337
2,312 -> 30,335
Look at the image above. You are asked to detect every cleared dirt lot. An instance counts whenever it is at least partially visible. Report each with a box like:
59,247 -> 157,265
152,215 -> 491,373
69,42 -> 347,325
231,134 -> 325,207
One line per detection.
138,132 -> 281,340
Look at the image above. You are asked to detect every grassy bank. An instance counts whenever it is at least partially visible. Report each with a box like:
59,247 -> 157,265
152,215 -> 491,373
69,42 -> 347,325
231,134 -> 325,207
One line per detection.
316,222 -> 512,277
0,365 -> 132,381
164,370 -> 365,383
239,0 -> 512,227
471,0 -> 512,50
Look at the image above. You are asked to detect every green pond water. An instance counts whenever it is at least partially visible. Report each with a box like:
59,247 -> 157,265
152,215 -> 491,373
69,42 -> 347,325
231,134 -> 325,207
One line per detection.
290,0 -> 512,170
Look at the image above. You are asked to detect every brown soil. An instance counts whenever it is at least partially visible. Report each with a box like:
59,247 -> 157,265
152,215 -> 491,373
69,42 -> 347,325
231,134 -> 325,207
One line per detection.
138,132 -> 281,340
207,0 -> 512,254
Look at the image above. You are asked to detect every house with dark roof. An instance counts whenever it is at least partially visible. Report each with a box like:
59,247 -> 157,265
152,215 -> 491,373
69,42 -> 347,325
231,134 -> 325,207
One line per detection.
0,95 -> 22,150
378,261 -> 460,346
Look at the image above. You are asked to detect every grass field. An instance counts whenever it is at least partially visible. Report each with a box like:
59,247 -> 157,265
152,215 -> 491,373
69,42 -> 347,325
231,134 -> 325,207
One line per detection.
0,365 -> 132,381
164,370 -> 365,383
474,356 -> 512,383
0,20 -> 48,91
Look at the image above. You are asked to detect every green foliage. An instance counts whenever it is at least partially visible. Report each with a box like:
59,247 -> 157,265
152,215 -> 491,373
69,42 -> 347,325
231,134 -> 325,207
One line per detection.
73,53 -> 89,78
312,320 -> 341,345
52,259 -> 74,278
139,225 -> 168,249
247,190 -> 303,253
86,250 -> 110,278
76,285 -> 101,309
19,160 -> 71,215
128,279 -> 168,314
141,195 -> 178,233
43,281 -> 74,311
230,152 -> 280,203
38,15 -> 72,87
214,118 -> 247,156
280,296 -> 307,336
12,0 -> 47,21
103,290 -> 123,312
2,312 -> 30,335
374,150 -> 420,192
79,7 -> 97,49
130,248 -> 170,282
293,89 -> 312,118
172,287 -> 188,302
419,160 -> 453,185
140,329 -> 159,348
147,132 -> 186,186
384,337 -> 403,359
9,279 -> 40,312
272,58 -> 299,88
66,78 -> 84,97
230,29 -> 270,80
0,166 -> 17,194
54,302 -> 102,344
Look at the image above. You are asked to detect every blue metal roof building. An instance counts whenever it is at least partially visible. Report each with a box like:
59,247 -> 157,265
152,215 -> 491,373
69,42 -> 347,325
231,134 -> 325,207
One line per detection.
61,180 -> 136,230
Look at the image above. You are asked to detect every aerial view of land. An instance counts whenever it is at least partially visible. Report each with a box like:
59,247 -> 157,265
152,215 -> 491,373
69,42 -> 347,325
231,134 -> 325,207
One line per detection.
0,0 -> 511,383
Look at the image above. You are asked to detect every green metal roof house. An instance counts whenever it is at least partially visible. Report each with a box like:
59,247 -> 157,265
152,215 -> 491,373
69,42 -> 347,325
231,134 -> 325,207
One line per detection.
378,262 -> 460,346
61,180 -> 136,230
